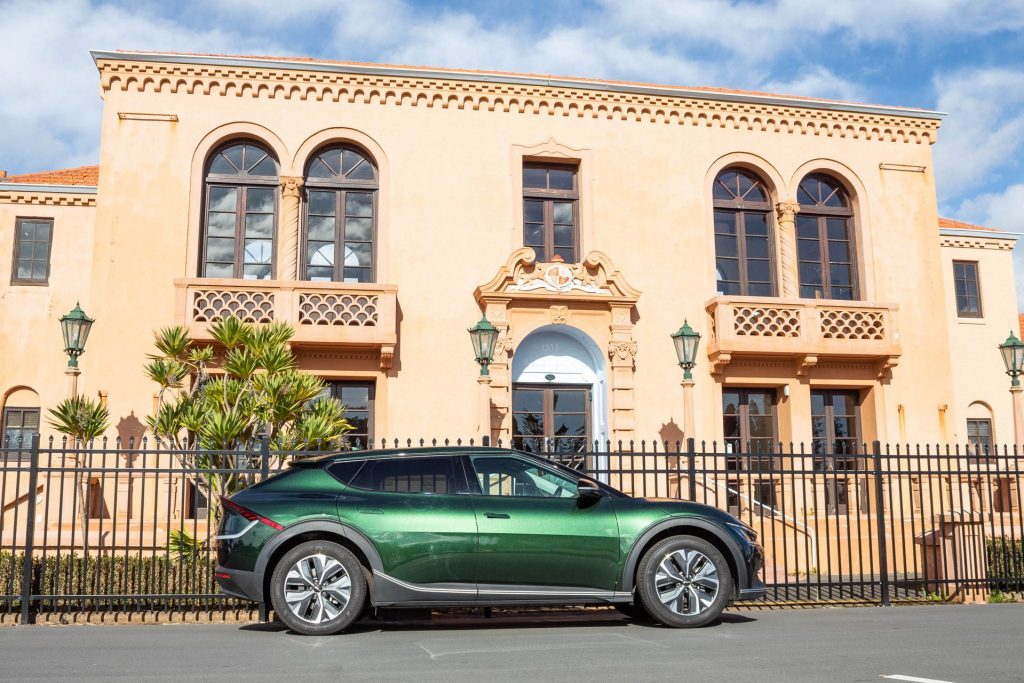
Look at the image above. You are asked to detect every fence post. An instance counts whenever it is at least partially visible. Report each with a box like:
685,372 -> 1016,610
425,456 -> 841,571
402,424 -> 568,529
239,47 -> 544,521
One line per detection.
259,435 -> 270,481
686,438 -> 697,502
872,440 -> 890,607
20,433 -> 40,625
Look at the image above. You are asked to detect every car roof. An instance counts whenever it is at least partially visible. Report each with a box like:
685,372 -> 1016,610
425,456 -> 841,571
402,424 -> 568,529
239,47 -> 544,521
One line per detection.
292,446 -> 523,466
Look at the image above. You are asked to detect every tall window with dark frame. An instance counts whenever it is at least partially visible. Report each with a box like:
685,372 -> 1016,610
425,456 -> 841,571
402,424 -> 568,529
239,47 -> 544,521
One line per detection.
796,174 -> 858,300
320,381 -> 374,450
201,141 -> 279,279
12,218 -> 53,284
511,385 -> 590,455
713,169 -> 775,296
2,406 -> 40,454
523,163 -> 579,263
953,261 -> 982,317
811,389 -> 862,514
721,388 -> 778,472
967,418 -> 993,457
303,145 -> 378,283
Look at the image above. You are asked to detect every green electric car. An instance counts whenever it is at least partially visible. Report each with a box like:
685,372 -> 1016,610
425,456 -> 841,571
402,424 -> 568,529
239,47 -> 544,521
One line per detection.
214,447 -> 765,635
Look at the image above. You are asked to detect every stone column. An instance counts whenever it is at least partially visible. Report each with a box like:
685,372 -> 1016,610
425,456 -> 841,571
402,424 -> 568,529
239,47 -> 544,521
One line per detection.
278,176 -> 304,280
477,375 -> 493,443
1011,385 -> 1024,450
681,378 -> 695,441
775,201 -> 801,298
608,303 -> 637,446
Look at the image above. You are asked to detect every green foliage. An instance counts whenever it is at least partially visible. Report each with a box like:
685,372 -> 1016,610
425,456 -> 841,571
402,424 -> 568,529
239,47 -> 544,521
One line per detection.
168,530 -> 204,563
987,537 -> 1024,587
0,551 -> 241,612
46,395 -> 110,443
988,590 -> 1018,604
144,317 -> 353,527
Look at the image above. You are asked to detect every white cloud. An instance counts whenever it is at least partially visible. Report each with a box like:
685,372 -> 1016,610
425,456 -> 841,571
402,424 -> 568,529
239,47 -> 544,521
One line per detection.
600,0 -> 1024,57
932,68 -> 1024,199
0,0 -> 285,175
761,66 -> 867,102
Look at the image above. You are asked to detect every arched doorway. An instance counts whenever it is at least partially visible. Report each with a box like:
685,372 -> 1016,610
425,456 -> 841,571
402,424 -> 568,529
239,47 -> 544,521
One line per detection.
511,325 -> 607,453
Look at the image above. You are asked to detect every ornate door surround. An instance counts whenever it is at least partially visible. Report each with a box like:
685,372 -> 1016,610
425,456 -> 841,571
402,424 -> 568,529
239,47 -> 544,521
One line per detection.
474,248 -> 641,443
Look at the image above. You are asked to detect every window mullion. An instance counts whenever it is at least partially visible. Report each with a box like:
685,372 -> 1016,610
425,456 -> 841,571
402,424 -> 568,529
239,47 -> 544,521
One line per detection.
736,211 -> 749,295
235,186 -> 246,279
342,188 -> 350,282
544,200 -> 554,260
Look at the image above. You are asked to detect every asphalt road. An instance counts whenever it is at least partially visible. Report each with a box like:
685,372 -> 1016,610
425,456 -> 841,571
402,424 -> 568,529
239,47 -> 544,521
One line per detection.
2,604 -> 1023,682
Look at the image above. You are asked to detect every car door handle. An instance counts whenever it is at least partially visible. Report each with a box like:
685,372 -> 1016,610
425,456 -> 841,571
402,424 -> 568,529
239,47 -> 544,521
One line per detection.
357,508 -> 384,515
484,512 -> 510,519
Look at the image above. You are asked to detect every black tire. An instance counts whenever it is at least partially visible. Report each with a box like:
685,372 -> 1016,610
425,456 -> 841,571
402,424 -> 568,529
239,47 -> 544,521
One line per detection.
636,535 -> 733,628
269,540 -> 368,636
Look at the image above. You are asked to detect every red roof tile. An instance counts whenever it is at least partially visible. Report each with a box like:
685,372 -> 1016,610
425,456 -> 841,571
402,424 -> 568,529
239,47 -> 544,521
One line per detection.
2,165 -> 99,186
938,217 -> 1000,233
104,51 -> 931,114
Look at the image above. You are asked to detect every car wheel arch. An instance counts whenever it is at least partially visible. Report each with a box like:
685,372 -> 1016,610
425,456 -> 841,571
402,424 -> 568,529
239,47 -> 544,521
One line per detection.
621,519 -> 746,597
255,520 -> 383,604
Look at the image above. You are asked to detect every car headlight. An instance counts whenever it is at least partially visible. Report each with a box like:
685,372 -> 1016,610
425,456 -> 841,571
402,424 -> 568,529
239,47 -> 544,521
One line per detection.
727,522 -> 758,543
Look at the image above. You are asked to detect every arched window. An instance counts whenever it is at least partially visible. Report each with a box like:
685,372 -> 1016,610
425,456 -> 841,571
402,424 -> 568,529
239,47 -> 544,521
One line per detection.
796,174 -> 857,300
713,168 -> 774,296
302,145 -> 378,283
201,141 -> 279,279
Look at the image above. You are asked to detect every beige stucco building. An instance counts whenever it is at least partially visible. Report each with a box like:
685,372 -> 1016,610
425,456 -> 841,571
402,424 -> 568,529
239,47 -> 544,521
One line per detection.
1,50 -> 1021,458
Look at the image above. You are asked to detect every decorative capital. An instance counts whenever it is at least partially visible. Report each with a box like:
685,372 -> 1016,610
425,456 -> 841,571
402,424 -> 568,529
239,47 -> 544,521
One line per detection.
379,345 -> 395,370
280,176 -> 304,199
775,201 -> 800,223
608,341 -> 638,362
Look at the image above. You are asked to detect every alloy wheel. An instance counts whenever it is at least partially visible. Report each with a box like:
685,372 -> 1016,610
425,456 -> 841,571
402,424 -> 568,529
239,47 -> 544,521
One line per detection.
283,553 -> 352,624
654,548 -> 720,616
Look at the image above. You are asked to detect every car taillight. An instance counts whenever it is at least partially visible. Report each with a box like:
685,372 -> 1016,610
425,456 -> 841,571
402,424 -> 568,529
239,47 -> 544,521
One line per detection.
221,496 -> 284,531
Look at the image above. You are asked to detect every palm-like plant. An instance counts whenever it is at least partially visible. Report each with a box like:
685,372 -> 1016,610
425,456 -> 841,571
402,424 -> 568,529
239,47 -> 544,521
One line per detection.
48,395 -> 111,551
144,317 -> 353,523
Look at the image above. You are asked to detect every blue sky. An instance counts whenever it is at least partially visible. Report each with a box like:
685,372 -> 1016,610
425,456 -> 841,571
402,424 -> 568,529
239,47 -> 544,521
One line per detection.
2,0 -> 1023,308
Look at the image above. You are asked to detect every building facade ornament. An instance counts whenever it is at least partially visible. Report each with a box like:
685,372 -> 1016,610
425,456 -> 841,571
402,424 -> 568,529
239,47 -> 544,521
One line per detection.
476,248 -> 641,443
95,57 -> 941,146
278,176 -> 305,280
774,200 -> 802,298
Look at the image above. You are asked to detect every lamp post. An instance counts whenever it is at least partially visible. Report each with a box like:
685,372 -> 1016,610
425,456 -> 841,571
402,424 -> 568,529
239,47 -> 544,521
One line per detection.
670,320 -> 701,440
999,331 -> 1024,448
59,302 -> 94,398
468,315 -> 499,442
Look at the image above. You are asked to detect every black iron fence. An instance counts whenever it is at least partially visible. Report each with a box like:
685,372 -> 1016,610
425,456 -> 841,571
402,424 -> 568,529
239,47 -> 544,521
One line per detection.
2,435 -> 1022,623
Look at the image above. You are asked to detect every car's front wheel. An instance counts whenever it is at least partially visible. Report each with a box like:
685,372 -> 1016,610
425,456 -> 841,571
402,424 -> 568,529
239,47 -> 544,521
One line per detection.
636,535 -> 733,628
270,540 -> 368,636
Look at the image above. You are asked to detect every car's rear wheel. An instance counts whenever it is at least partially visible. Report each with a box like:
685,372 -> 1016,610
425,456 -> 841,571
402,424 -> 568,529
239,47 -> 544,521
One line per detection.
270,540 -> 367,636
636,535 -> 732,628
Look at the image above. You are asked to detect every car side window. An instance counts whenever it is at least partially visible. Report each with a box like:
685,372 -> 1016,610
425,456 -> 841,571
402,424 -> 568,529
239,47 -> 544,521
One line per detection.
347,456 -> 462,494
469,456 -> 578,498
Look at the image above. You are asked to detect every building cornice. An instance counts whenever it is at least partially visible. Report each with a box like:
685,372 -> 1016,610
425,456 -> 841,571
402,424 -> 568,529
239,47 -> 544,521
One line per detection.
939,229 -> 1018,251
91,50 -> 942,146
0,184 -> 98,207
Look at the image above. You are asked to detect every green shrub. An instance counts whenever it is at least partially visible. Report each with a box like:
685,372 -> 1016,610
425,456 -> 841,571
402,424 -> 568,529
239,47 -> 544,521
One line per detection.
0,551 -> 247,612
987,537 -> 1024,587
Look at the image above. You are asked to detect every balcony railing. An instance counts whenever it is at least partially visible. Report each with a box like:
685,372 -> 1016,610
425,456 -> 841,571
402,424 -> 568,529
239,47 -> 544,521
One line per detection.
174,278 -> 398,349
705,296 -> 901,374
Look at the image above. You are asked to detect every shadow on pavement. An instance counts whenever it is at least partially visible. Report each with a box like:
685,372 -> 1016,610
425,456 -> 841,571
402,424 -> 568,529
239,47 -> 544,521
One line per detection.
238,608 -> 757,636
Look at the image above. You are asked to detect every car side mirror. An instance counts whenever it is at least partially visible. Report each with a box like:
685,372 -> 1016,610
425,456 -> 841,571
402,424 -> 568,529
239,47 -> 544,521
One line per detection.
577,478 -> 604,500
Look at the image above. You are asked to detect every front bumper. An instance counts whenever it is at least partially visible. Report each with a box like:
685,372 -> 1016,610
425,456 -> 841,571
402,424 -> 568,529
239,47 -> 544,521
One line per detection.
737,541 -> 767,600
214,566 -> 262,603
